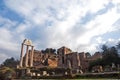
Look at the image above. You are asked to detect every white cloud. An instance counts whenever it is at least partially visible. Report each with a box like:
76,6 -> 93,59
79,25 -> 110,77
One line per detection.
105,38 -> 118,47
0,53 -> 9,64
76,4 -> 120,44
0,0 -> 120,63
0,16 -> 17,29
15,21 -> 31,34
0,17 -> 24,63
96,37 -> 105,44
83,0 -> 110,13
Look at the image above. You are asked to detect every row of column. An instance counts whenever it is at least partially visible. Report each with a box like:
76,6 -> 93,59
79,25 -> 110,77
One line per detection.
19,43 -> 34,68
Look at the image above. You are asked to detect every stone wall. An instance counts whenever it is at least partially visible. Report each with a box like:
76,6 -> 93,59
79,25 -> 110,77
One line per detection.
23,46 -> 102,72
57,46 -> 72,68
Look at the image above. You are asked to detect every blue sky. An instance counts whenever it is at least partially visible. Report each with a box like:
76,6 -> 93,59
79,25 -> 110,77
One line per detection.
0,0 -> 120,63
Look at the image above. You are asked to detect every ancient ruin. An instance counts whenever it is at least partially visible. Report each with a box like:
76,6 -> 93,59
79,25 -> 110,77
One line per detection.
19,39 -> 34,68
17,39 -> 102,77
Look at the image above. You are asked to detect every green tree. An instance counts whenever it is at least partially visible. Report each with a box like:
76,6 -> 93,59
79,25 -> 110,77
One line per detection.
41,48 -> 56,54
89,58 -> 103,71
101,45 -> 108,52
116,41 -> 120,54
109,46 -> 118,57
101,45 -> 118,58
85,52 -> 91,58
89,45 -> 120,71
101,45 -> 108,58
1,57 -> 19,69
102,46 -> 119,65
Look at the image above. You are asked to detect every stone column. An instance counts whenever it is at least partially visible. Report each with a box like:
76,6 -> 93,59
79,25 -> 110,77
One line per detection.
30,46 -> 34,67
68,60 -> 72,69
63,47 -> 66,67
68,60 -> 72,75
25,45 -> 29,67
19,43 -> 24,67
77,53 -> 80,67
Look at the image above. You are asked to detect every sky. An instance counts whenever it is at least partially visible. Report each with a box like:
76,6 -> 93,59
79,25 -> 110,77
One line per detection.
0,0 -> 120,64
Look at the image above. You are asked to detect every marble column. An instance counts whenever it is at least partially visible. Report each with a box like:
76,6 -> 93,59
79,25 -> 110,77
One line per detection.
30,46 -> 34,67
25,45 -> 29,67
68,60 -> 72,75
64,47 -> 66,66
68,60 -> 72,69
77,53 -> 80,67
19,43 -> 24,67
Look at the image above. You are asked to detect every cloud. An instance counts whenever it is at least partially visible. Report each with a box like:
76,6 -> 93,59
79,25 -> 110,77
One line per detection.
96,37 -> 105,44
0,16 -> 24,61
0,53 -> 9,64
0,0 -> 120,63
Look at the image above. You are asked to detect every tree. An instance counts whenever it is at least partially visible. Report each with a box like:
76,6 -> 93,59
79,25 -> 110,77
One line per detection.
85,52 -> 91,58
116,41 -> 120,54
101,45 -> 108,58
101,45 -> 118,58
88,58 -> 103,71
116,41 -> 120,49
42,48 -> 56,54
89,45 -> 120,71
1,57 -> 19,69
101,45 -> 119,65
109,46 -> 118,57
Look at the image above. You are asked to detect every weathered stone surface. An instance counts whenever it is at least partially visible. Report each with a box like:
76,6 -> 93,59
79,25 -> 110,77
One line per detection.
19,40 -> 102,73
19,39 -> 34,68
